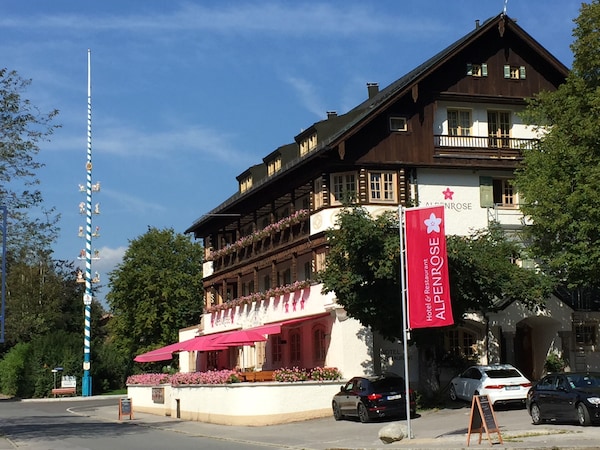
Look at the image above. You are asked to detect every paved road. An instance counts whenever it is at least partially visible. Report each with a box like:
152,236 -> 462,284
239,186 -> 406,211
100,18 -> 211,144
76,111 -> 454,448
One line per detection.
2,396 -> 600,449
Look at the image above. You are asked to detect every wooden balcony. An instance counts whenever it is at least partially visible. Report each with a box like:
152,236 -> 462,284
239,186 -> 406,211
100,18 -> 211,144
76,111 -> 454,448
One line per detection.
209,218 -> 310,273
434,135 -> 538,159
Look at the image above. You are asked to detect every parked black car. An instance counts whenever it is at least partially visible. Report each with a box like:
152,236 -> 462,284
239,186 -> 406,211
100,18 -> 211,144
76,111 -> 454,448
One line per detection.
332,374 -> 416,423
526,372 -> 600,426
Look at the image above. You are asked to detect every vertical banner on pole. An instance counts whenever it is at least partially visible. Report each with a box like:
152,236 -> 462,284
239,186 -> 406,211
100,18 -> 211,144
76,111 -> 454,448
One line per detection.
405,206 -> 454,329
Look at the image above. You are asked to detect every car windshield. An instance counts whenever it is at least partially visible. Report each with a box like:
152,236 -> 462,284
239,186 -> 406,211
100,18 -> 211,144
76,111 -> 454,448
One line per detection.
485,369 -> 522,378
372,377 -> 404,392
567,374 -> 600,388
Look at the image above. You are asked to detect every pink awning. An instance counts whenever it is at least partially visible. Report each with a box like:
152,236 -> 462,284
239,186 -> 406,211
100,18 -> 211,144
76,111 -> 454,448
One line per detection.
134,341 -> 187,363
213,329 -> 268,346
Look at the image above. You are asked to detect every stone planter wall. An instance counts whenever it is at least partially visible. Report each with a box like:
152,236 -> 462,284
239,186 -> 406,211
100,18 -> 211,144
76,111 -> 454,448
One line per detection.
128,381 -> 341,426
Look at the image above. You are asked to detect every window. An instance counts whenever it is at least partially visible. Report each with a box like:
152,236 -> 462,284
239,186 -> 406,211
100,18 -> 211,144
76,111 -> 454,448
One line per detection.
240,176 -> 253,193
504,65 -> 526,80
300,133 -> 318,156
313,177 -> 324,209
304,261 -> 312,280
207,351 -> 219,370
447,109 -> 471,136
315,250 -> 327,272
389,117 -> 407,132
369,171 -> 396,203
331,172 -> 357,204
488,111 -> 511,148
576,324 -> 597,346
313,327 -> 326,362
445,329 -> 477,358
467,63 -> 488,77
271,335 -> 283,363
480,177 -> 517,208
290,331 -> 301,363
263,275 -> 271,291
280,268 -> 291,286
493,178 -> 516,207
267,157 -> 282,176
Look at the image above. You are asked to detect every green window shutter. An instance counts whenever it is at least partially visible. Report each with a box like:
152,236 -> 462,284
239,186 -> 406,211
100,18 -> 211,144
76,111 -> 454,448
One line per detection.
466,63 -> 473,76
519,66 -> 526,79
480,176 -> 494,208
504,65 -> 511,78
481,63 -> 488,77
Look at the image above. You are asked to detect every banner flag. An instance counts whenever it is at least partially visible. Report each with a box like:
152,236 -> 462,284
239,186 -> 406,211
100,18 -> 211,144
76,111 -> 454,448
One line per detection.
405,206 -> 454,329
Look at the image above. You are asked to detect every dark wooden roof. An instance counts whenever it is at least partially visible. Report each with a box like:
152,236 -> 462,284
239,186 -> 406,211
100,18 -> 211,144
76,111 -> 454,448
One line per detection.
186,13 -> 569,237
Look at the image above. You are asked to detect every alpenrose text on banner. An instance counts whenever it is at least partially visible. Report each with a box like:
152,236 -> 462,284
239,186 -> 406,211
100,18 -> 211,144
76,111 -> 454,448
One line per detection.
405,206 -> 454,329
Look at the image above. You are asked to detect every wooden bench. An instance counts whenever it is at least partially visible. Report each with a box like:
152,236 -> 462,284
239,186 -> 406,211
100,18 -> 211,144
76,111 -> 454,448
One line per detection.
51,387 -> 76,397
240,370 -> 275,382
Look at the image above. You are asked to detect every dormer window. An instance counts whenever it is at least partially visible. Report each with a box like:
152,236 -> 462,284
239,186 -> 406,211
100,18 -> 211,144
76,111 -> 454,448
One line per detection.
267,156 -> 282,176
300,133 -> 318,156
240,175 -> 253,193
467,63 -> 488,77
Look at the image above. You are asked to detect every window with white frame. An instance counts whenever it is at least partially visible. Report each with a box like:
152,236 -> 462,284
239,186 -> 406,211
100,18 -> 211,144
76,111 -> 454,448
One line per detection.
369,171 -> 396,203
389,117 -> 407,132
447,109 -> 471,136
331,172 -> 357,204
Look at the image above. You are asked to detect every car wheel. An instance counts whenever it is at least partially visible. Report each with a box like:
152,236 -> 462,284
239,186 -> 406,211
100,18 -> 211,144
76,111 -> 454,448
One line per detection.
358,403 -> 370,423
332,401 -> 343,421
449,385 -> 458,401
577,403 -> 591,426
530,403 -> 542,425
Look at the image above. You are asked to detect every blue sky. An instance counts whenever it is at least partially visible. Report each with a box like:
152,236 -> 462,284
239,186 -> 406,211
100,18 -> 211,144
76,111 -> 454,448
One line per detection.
2,1 -> 578,306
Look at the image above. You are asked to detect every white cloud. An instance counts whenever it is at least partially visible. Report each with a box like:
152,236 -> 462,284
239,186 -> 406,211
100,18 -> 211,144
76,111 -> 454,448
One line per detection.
0,3 -> 444,38
93,245 -> 126,273
283,76 -> 327,119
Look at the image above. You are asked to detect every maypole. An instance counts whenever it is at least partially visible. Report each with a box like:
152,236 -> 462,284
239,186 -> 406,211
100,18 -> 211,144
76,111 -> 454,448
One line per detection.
82,48 -> 93,397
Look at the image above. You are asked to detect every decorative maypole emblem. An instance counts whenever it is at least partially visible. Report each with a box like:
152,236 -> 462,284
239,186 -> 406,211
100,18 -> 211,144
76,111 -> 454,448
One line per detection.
78,49 -> 97,397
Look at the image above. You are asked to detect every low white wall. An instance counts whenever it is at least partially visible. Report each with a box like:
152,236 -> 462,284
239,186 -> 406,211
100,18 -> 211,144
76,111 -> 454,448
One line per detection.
128,381 -> 342,426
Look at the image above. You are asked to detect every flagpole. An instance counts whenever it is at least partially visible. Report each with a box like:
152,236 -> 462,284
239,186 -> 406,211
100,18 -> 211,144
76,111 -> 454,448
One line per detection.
399,205 -> 412,439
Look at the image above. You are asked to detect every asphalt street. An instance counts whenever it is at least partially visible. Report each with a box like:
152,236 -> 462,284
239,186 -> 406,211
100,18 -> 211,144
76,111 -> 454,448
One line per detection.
2,396 -> 600,449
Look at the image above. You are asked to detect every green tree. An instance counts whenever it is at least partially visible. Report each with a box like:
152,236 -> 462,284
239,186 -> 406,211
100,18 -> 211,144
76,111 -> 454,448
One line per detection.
107,227 -> 204,367
4,257 -> 83,346
515,1 -> 600,290
0,68 -> 60,253
319,206 -> 552,392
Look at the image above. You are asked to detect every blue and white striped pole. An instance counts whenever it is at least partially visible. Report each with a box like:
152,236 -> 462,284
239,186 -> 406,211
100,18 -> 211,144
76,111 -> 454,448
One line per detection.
82,49 -> 93,397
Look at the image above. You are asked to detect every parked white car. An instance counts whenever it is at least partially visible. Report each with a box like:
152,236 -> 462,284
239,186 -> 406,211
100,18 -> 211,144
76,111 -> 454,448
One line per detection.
449,364 -> 531,407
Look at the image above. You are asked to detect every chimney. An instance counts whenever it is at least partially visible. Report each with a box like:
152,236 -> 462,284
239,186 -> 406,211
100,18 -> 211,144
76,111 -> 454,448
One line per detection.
367,82 -> 379,99
327,111 -> 337,119
475,19 -> 480,29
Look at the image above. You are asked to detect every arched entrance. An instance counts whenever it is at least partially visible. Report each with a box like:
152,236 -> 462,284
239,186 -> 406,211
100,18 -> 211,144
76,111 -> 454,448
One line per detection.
514,316 -> 561,381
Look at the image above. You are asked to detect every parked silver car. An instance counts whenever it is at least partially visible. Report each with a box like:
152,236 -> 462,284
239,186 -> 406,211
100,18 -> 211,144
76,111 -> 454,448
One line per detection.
449,364 -> 531,407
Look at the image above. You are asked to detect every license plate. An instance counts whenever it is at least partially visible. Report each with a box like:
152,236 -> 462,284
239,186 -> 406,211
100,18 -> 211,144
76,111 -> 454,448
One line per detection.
387,394 -> 402,400
505,385 -> 519,390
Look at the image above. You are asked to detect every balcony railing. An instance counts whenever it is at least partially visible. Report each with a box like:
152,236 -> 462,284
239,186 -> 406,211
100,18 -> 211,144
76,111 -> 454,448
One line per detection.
434,135 -> 538,158
206,209 -> 309,262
